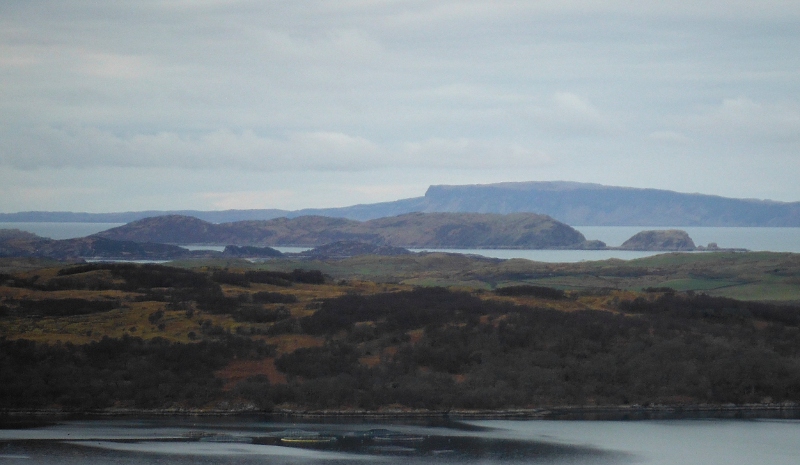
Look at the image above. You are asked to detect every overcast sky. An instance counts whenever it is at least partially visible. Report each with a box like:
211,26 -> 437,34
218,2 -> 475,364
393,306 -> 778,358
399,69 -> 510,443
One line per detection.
2,1 -> 799,213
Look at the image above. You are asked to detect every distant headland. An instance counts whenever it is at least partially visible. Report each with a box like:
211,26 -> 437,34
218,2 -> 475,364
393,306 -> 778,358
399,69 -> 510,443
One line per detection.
2,181 -> 799,226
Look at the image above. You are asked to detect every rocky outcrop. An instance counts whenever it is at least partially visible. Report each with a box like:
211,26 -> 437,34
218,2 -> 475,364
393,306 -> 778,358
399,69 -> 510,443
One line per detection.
619,230 -> 696,251
300,241 -> 412,259
221,245 -> 283,258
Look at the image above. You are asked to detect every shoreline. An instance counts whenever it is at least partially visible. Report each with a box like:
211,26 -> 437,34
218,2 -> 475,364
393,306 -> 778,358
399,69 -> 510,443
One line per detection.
3,403 -> 800,422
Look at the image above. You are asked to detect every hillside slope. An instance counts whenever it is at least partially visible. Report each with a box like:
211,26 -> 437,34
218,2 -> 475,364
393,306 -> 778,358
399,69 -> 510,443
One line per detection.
3,261 -> 800,412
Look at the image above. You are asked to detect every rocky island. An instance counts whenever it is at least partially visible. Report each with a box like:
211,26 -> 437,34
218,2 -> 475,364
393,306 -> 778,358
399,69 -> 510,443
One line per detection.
618,229 -> 697,251
93,212 -> 604,250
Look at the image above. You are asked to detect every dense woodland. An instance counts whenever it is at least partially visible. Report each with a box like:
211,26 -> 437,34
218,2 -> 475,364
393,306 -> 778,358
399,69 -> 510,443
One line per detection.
2,263 -> 800,412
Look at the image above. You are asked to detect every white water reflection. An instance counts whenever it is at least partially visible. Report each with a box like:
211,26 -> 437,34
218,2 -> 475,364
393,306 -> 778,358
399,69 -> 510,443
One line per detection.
410,248 -> 664,262
468,419 -> 800,465
0,418 -> 621,464
72,441 -> 375,460
181,245 -> 227,252
179,245 -> 313,254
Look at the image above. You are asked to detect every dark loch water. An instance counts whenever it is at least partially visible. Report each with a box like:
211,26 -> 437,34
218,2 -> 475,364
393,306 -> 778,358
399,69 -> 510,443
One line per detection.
1,418 -> 799,464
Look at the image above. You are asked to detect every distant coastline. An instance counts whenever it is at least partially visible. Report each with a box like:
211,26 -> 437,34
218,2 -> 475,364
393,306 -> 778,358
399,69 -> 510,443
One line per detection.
4,403 -> 800,421
2,181 -> 800,226
7,220 -> 800,264
0,214 -> 755,261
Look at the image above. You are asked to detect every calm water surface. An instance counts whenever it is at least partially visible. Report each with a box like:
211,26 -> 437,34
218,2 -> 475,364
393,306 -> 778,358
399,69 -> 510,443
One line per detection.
0,418 -> 798,464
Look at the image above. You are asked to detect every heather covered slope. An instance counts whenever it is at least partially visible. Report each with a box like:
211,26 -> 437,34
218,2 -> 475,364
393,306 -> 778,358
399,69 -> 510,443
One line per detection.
2,260 -> 800,412
247,251 -> 800,302
94,212 -> 598,249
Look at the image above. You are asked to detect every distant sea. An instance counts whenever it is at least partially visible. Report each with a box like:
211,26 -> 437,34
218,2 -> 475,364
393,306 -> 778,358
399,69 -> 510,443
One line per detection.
2,222 -> 799,263
0,222 -> 125,240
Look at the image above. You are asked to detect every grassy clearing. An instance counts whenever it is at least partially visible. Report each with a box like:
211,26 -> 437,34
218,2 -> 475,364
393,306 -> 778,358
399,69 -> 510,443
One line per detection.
705,282 -> 800,301
402,277 -> 488,288
652,278 -> 741,292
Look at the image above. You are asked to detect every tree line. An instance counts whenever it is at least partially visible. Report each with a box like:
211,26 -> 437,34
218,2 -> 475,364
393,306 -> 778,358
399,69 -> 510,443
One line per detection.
0,334 -> 272,410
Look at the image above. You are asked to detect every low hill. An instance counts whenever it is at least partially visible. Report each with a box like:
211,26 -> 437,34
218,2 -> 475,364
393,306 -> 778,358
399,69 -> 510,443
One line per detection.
95,212 -> 598,249
364,212 -> 595,248
0,231 -> 209,260
94,215 -> 377,246
0,229 -> 289,261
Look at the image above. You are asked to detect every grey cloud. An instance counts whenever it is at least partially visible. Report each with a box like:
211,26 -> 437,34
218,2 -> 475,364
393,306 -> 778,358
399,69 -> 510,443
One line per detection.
0,127 -> 381,171
2,1 -> 800,211
648,131 -> 692,144
402,139 -> 552,169
545,92 -> 618,134
673,98 -> 800,146
0,125 -> 552,172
